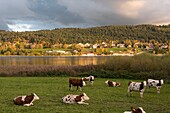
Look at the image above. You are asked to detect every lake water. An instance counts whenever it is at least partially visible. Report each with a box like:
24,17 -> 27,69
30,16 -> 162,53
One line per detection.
0,56 -> 115,66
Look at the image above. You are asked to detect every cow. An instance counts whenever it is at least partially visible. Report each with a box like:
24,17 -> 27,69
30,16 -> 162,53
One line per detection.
13,93 -> 39,106
105,80 -> 121,87
82,75 -> 94,86
127,81 -> 147,98
147,79 -> 164,93
124,107 -> 146,113
69,78 -> 86,91
62,93 -> 90,105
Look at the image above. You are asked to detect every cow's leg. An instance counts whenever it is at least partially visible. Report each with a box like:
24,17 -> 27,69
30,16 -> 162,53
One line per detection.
69,83 -> 72,90
156,86 -> 161,93
127,88 -> 131,96
79,86 -> 82,91
147,85 -> 150,92
76,86 -> 80,91
140,91 -> 143,98
23,103 -> 31,106
127,89 -> 129,96
90,81 -> 94,86
130,91 -> 132,96
30,102 -> 33,106
77,101 -> 89,105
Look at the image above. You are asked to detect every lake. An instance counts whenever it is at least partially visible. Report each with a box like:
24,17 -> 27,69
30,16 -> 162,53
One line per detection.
0,56 -> 115,66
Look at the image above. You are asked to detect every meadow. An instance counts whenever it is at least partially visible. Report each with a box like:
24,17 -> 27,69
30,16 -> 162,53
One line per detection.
0,77 -> 170,113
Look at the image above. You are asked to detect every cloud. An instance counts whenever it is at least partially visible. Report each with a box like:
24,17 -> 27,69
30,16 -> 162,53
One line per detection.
0,0 -> 33,18
56,0 -> 170,26
7,24 -> 33,32
27,0 -> 86,25
0,0 -> 170,31
119,1 -> 146,18
0,19 -> 9,30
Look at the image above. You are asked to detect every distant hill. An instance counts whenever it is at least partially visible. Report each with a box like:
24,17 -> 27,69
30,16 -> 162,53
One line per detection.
0,24 -> 170,44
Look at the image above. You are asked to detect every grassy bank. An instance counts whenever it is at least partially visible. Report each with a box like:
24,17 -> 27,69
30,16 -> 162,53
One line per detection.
0,77 -> 170,113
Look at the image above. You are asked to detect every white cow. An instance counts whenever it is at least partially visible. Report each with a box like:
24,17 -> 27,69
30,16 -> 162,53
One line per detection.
13,93 -> 40,106
82,75 -> 95,86
127,81 -> 147,98
124,107 -> 146,113
105,80 -> 121,87
62,93 -> 90,105
147,79 -> 164,93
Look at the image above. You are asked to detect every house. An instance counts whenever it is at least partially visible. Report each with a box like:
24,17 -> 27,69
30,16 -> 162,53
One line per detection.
117,44 -> 125,48
160,45 -> 168,49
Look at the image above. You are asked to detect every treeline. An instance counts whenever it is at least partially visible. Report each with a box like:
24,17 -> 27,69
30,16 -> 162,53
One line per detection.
0,54 -> 169,83
0,24 -> 170,44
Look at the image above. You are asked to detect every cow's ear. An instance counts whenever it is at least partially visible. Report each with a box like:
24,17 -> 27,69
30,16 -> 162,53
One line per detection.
131,107 -> 136,111
31,93 -> 34,96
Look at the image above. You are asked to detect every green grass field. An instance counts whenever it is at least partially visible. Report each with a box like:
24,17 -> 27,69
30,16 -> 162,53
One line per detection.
0,77 -> 170,113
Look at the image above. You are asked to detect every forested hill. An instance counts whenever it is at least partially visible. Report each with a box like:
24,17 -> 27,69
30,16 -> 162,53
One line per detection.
1,24 -> 170,44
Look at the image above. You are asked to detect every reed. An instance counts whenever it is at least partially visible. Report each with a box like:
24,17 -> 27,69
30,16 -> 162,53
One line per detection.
0,54 -> 169,82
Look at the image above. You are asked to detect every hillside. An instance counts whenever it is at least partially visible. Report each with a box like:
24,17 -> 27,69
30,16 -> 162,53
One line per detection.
0,24 -> 170,44
0,24 -> 170,56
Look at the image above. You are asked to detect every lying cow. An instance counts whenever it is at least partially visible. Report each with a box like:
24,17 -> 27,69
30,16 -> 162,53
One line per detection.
147,79 -> 164,93
127,81 -> 147,98
69,78 -> 86,91
82,75 -> 95,86
124,107 -> 146,113
13,93 -> 39,106
62,93 -> 90,105
105,80 -> 121,87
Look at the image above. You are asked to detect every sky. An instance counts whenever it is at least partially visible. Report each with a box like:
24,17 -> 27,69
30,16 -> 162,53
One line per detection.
0,0 -> 170,32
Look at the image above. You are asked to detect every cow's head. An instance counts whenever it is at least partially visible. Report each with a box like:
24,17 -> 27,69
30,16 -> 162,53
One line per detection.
128,81 -> 132,86
116,82 -> 121,87
160,79 -> 164,85
82,78 -> 86,86
82,80 -> 86,86
32,93 -> 40,101
143,81 -> 147,87
81,93 -> 89,101
105,80 -> 109,84
131,107 -> 146,113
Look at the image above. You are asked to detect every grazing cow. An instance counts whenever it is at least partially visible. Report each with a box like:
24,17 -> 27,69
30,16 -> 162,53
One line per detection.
124,107 -> 146,113
147,79 -> 164,93
69,78 -> 86,91
105,80 -> 121,87
127,81 -> 147,98
82,75 -> 95,86
62,93 -> 90,105
13,93 -> 39,106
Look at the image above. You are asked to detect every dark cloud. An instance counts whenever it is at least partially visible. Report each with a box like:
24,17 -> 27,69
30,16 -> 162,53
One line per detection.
0,0 -> 170,31
0,20 -> 8,30
27,0 -> 86,25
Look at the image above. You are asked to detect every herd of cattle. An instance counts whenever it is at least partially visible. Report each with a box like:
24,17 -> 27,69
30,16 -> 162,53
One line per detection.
13,75 -> 164,113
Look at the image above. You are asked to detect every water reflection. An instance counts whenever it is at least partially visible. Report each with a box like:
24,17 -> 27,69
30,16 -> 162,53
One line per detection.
0,56 -> 114,66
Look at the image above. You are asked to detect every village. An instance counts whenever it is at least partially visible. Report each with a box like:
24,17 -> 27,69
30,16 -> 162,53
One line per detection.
39,41 -> 169,56
0,40 -> 169,56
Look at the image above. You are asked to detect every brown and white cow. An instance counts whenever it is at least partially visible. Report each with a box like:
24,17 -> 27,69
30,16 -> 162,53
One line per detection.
127,81 -> 147,98
69,78 -> 86,91
147,79 -> 164,93
82,75 -> 95,86
124,107 -> 146,113
62,93 -> 90,105
105,80 -> 121,87
13,93 -> 39,106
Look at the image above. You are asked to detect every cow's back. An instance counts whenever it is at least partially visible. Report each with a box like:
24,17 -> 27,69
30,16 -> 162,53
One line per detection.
69,78 -> 83,86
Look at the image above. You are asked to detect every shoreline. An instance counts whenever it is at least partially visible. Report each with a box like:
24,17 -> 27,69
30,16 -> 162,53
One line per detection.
0,52 -> 168,58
